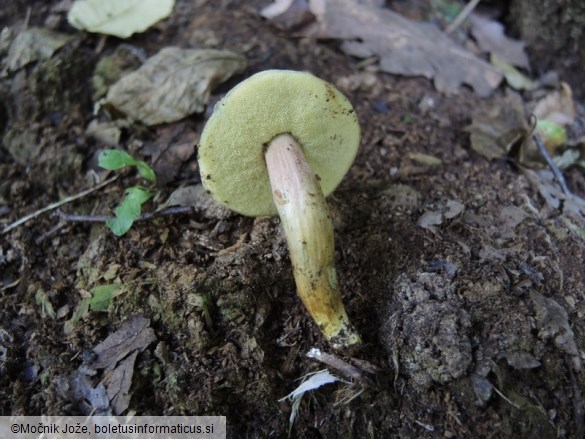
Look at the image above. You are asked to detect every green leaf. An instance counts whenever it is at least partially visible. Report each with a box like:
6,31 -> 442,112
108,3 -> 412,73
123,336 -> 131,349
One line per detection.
536,119 -> 567,150
136,161 -> 156,182
99,149 -> 138,169
106,186 -> 154,236
89,283 -> 123,311
98,149 -> 156,182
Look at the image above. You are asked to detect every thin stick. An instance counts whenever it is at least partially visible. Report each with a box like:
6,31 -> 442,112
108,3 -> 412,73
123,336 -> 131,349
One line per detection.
55,205 -> 194,223
307,348 -> 372,385
2,176 -> 117,235
493,386 -> 521,409
446,0 -> 481,34
533,133 -> 572,196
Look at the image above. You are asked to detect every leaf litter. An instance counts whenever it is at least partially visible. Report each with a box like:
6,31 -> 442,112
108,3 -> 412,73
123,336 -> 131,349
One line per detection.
104,47 -> 247,125
3,27 -> 74,72
469,13 -> 530,70
276,0 -> 503,96
56,316 -> 155,415
67,0 -> 175,38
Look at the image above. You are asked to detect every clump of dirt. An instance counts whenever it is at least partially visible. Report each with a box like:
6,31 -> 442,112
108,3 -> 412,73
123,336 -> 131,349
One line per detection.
383,271 -> 472,389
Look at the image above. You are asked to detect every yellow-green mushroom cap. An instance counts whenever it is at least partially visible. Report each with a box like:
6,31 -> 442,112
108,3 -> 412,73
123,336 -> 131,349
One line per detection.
198,70 -> 361,216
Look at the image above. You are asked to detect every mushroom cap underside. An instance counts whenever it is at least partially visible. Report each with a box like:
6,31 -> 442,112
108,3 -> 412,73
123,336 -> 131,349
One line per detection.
198,69 -> 361,216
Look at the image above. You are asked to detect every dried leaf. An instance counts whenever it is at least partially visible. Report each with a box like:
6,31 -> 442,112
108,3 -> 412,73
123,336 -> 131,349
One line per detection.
103,350 -> 138,415
467,92 -> 527,160
141,123 -> 198,184
499,205 -> 528,230
6,27 -> 74,71
86,119 -> 129,146
307,0 -> 502,96
533,82 -> 576,126
499,352 -> 541,369
490,53 -> 536,91
261,0 -> 315,30
530,290 -> 581,371
68,0 -> 175,38
105,47 -> 247,126
470,14 -> 530,69
162,185 -> 203,209
523,169 -> 585,246
408,152 -> 442,166
554,148 -> 580,170
90,315 -> 156,370
92,45 -> 145,99
417,210 -> 443,233
444,200 -> 465,219
55,371 -> 110,415
417,200 -> 465,234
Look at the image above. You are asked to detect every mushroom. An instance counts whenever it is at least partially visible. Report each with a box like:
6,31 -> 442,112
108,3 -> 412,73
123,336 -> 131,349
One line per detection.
198,70 -> 361,350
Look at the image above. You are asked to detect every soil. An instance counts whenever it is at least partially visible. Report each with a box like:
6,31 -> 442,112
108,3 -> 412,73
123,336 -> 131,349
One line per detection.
1,1 -> 585,438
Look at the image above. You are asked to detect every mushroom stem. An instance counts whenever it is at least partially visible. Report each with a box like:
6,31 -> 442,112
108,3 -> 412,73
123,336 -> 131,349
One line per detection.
265,134 -> 361,350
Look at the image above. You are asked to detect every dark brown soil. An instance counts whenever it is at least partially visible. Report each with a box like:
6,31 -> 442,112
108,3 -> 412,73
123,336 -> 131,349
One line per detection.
1,1 -> 584,438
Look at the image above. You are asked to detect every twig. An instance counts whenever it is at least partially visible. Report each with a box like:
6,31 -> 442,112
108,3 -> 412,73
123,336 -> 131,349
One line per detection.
445,0 -> 481,34
35,221 -> 67,244
2,176 -> 118,235
533,133 -> 572,196
55,205 -> 194,223
493,386 -> 521,409
307,348 -> 373,385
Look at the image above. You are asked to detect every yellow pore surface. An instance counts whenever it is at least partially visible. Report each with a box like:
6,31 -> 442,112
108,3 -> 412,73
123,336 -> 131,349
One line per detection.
198,70 -> 361,216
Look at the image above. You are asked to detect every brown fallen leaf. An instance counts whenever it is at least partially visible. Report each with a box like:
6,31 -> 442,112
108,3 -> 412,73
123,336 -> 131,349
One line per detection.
499,351 -> 541,369
54,371 -> 111,415
102,350 -> 138,415
533,82 -> 576,126
523,168 -> 585,226
260,0 -> 315,30
305,0 -> 502,96
470,14 -> 530,70
90,315 -> 156,370
5,27 -> 74,72
530,290 -> 581,371
105,47 -> 247,126
141,122 -> 198,184
466,91 -> 528,160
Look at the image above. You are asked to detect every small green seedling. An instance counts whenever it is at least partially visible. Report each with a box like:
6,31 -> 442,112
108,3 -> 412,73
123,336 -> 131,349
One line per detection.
98,149 -> 156,236
99,149 -> 156,182
64,283 -> 124,333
